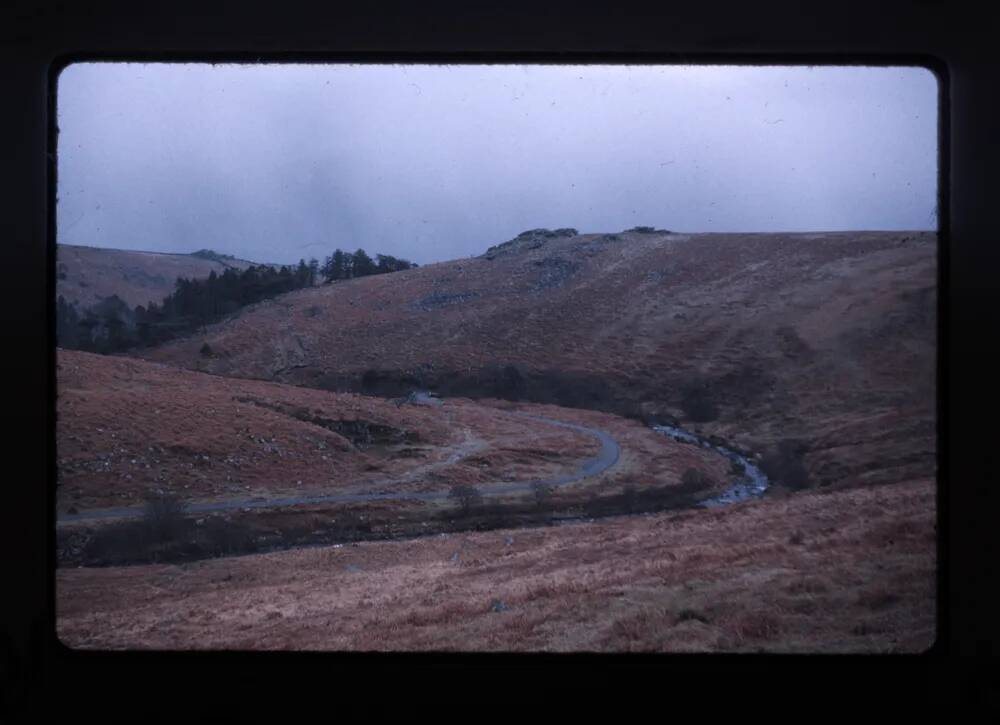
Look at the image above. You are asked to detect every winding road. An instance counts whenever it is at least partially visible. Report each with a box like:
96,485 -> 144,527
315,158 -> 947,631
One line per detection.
57,407 -> 770,526
56,409 -> 622,525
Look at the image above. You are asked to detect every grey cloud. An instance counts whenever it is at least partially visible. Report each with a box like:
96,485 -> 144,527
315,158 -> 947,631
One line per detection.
57,62 -> 938,265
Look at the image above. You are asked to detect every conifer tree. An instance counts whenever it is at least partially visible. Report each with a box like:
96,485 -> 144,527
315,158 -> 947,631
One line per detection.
352,248 -> 377,277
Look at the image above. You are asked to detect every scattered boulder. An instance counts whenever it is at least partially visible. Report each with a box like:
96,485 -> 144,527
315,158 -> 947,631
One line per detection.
483,228 -> 579,259
412,291 -> 480,310
531,256 -> 580,290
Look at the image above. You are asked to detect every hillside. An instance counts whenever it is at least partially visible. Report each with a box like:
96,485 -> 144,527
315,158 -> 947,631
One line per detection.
57,475 -> 935,652
135,229 -> 937,491
55,349 -> 727,515
56,243 -> 277,310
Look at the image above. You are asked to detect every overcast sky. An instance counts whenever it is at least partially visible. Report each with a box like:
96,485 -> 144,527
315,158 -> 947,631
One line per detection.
56,63 -> 938,265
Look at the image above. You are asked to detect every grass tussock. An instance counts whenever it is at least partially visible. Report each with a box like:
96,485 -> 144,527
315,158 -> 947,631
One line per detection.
725,610 -> 782,645
676,608 -> 710,624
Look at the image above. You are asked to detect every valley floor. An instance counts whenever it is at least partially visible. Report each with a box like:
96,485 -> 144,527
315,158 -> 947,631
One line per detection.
56,477 -> 935,652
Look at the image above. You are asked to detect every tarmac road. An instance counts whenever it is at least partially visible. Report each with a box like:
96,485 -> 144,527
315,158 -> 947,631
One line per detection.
56,408 -> 622,525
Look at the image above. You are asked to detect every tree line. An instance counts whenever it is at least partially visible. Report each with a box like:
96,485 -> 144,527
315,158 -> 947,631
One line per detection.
57,247 -> 417,354
320,248 -> 416,281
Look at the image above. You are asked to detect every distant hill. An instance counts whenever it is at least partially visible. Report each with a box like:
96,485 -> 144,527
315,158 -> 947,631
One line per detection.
136,229 -> 937,491
56,244 -> 279,310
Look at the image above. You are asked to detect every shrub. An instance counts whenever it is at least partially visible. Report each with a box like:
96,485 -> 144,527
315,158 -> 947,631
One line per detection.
583,494 -> 606,519
677,608 -> 709,624
760,439 -> 811,490
449,484 -> 483,515
621,400 -> 650,424
142,493 -> 188,542
626,226 -> 656,234
679,381 -> 719,422
327,514 -> 351,539
84,493 -> 189,564
331,510 -> 373,541
621,485 -> 639,514
199,342 -> 212,357
496,364 -> 526,400
531,481 -> 553,511
680,468 -> 712,493
361,369 -> 380,391
474,503 -> 516,530
82,522 -> 147,564
200,516 -> 255,554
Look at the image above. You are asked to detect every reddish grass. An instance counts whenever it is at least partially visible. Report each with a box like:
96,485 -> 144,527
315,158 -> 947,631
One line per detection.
55,350 -> 729,513
57,478 -> 935,653
135,231 -> 937,492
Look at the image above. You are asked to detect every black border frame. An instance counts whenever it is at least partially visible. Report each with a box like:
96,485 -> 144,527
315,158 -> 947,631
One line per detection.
45,50 -> 950,637
3,0 -> 997,716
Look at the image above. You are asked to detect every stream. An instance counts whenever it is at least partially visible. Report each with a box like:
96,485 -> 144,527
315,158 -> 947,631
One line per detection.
651,424 -> 769,506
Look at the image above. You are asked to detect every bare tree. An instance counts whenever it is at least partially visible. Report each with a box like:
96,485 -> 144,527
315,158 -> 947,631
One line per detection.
449,484 -> 483,515
681,468 -> 713,492
142,492 -> 187,542
531,481 -> 553,511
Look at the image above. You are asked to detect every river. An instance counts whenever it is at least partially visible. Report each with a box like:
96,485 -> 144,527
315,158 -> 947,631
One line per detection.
651,424 -> 770,506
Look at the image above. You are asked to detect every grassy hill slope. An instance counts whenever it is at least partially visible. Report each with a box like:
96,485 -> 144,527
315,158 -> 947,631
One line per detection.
136,229 -> 936,491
